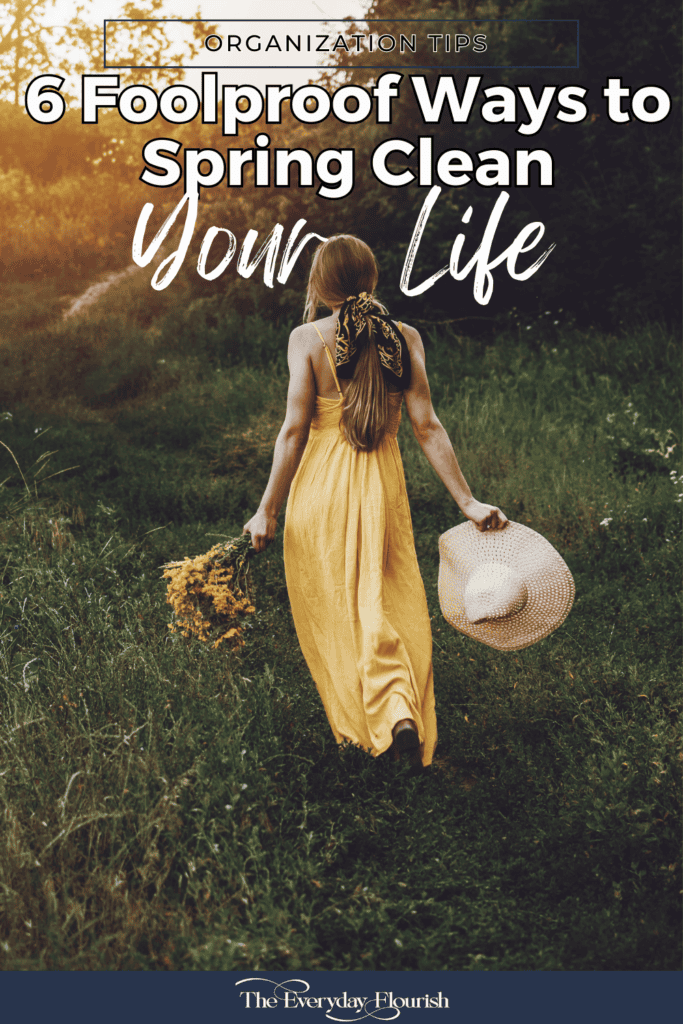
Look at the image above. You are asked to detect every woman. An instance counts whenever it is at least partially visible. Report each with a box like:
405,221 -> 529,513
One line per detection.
243,235 -> 507,768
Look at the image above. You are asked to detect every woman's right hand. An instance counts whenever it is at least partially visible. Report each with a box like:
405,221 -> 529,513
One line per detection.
243,510 -> 278,553
461,497 -> 508,532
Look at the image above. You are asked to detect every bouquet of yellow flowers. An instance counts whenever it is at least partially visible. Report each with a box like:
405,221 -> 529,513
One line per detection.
161,534 -> 256,650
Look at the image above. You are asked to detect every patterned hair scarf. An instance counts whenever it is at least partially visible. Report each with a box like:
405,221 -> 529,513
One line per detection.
335,292 -> 411,389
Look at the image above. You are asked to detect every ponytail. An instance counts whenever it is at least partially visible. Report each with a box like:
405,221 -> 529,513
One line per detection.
305,235 -> 395,452
340,320 -> 389,451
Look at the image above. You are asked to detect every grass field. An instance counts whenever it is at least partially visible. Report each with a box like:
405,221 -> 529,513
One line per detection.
0,300 -> 680,970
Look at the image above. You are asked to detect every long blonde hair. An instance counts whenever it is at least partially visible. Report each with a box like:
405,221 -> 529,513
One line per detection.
305,235 -> 390,452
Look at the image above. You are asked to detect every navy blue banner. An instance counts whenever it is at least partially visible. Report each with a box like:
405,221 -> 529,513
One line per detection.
1,971 -> 680,1023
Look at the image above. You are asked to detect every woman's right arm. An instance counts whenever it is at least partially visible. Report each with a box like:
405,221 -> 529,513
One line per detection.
402,325 -> 507,532
242,325 -> 316,552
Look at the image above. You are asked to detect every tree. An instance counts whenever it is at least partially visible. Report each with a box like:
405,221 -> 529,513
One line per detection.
315,0 -> 681,326
0,1 -> 59,105
0,1 -> 211,105
65,1 -> 211,87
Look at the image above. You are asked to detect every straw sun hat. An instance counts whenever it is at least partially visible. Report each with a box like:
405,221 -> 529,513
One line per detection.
438,520 -> 575,651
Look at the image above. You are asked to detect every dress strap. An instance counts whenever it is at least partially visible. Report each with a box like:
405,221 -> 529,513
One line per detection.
313,323 -> 343,399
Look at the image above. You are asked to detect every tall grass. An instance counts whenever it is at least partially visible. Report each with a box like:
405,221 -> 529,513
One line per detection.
0,317 -> 680,970
0,169 -> 142,285
0,270 -> 293,415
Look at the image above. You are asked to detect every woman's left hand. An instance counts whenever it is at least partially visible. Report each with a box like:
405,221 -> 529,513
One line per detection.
243,511 -> 278,553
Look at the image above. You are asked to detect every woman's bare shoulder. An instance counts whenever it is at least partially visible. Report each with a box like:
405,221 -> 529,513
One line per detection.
397,320 -> 419,338
289,321 -> 322,353
396,322 -> 425,358
291,318 -> 334,343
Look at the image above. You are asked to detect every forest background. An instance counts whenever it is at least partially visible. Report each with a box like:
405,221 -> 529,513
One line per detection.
0,0 -> 681,971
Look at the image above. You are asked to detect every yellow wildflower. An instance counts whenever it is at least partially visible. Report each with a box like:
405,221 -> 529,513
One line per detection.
161,534 -> 255,650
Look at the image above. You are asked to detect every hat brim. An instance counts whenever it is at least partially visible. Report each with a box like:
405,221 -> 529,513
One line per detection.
438,521 -> 575,651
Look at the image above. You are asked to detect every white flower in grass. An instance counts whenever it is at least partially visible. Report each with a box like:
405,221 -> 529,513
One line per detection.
225,804 -> 233,811
394,939 -> 403,947
600,518 -> 613,527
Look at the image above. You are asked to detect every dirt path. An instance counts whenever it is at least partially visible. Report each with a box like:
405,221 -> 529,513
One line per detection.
62,264 -> 141,319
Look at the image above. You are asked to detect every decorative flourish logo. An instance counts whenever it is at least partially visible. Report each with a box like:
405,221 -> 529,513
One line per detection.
235,977 -> 450,1020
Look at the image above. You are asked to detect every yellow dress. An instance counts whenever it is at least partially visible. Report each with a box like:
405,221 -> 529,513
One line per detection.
283,334 -> 436,767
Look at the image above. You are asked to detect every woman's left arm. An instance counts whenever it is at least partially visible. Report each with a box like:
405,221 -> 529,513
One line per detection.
243,327 -> 316,552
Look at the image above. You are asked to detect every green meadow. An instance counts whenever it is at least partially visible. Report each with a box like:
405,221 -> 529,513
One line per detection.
0,284 -> 680,970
